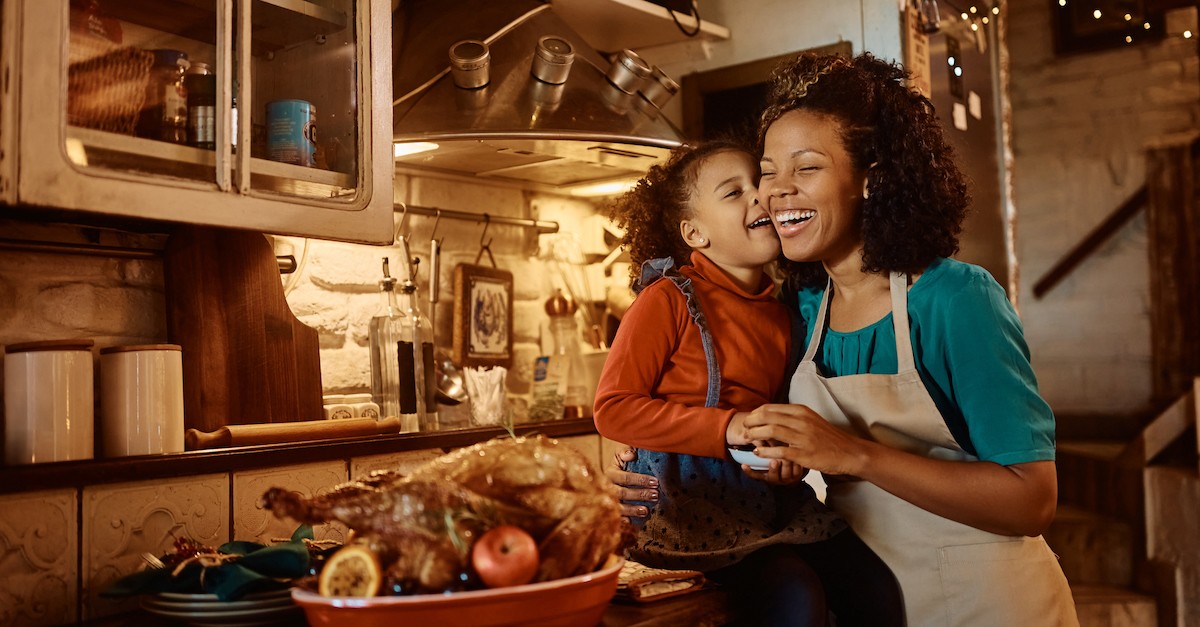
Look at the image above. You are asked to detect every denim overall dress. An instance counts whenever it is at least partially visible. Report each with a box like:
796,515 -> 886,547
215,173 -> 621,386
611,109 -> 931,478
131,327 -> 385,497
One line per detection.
625,258 -> 845,573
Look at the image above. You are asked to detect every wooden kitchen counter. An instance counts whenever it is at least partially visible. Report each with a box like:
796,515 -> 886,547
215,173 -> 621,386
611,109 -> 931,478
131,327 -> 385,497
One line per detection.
603,589 -> 734,626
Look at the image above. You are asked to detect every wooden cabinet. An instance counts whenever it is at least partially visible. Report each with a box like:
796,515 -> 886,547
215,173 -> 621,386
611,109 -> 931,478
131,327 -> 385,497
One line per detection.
0,0 -> 393,244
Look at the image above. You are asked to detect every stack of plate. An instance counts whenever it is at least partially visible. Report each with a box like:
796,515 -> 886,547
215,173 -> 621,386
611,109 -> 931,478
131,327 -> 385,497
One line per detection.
140,588 -> 302,627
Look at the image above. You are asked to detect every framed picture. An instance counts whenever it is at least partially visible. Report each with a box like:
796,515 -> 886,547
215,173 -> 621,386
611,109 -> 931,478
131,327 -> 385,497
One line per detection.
1051,0 -> 1163,55
452,262 -> 514,369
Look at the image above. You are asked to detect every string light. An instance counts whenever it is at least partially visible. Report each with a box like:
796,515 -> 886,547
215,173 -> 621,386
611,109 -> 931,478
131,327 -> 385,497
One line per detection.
992,6 -> 999,14
961,12 -> 969,20
1059,0 -> 1067,6
1186,30 -> 1194,39
982,16 -> 989,24
1093,9 -> 1102,19
1125,35 -> 1133,43
1124,13 -> 1132,21
969,5 -> 977,13
1144,22 -> 1151,29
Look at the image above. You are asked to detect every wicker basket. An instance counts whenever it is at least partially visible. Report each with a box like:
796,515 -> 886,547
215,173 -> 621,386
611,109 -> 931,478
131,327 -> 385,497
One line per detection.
67,43 -> 153,135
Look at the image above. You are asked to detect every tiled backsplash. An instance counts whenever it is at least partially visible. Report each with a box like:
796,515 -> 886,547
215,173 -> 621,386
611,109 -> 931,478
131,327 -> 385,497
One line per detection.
0,434 -> 613,626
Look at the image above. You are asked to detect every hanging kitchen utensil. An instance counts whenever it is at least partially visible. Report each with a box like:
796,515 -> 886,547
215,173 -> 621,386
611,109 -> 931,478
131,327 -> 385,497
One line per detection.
452,214 -> 514,369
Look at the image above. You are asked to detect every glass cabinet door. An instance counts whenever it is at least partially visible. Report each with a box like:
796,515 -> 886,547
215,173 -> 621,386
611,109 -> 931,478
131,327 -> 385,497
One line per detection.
66,0 -> 220,186
243,0 -> 360,202
63,0 -> 362,203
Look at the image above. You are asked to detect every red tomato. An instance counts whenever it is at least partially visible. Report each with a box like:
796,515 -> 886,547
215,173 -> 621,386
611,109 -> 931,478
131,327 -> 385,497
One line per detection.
470,525 -> 540,588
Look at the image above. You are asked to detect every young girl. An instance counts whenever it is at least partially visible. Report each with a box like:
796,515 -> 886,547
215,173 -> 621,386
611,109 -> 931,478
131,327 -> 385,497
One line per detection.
593,141 -> 901,627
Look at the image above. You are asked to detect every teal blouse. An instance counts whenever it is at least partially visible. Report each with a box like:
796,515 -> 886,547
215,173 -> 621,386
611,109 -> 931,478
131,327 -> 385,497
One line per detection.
796,258 -> 1056,466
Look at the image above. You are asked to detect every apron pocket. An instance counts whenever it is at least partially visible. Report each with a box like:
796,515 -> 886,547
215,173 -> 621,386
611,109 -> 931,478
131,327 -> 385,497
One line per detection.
937,537 -> 1078,627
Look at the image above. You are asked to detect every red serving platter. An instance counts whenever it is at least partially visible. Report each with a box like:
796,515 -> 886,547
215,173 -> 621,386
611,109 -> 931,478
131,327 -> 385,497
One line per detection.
292,555 -> 623,627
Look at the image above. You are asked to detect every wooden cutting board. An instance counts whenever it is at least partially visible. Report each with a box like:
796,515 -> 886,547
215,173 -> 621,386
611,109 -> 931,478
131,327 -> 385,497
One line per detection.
163,226 -> 323,433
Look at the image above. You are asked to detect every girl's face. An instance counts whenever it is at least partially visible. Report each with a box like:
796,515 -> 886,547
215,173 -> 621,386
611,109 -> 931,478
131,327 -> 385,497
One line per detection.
758,109 -> 867,266
684,149 -> 780,270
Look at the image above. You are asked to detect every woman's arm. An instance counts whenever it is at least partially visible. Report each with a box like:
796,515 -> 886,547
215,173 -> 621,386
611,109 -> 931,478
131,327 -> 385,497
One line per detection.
744,405 -> 1058,536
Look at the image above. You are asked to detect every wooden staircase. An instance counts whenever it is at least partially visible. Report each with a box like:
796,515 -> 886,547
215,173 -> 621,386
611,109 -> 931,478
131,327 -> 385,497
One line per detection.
1048,380 -> 1200,627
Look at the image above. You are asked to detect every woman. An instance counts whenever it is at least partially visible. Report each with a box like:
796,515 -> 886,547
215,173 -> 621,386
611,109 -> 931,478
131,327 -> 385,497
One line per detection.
610,52 -> 1079,626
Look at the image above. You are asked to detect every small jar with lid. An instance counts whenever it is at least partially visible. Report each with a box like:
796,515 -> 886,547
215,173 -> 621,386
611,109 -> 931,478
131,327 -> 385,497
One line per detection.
449,40 -> 490,89
605,49 -> 652,95
184,61 -> 216,149
137,49 -> 190,144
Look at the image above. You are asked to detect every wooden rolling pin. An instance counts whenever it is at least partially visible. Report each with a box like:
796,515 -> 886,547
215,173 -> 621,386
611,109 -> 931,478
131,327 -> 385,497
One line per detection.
186,417 -> 402,450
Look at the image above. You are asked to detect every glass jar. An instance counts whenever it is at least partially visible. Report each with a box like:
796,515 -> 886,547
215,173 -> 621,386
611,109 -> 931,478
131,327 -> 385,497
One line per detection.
137,49 -> 190,144
184,61 -> 216,149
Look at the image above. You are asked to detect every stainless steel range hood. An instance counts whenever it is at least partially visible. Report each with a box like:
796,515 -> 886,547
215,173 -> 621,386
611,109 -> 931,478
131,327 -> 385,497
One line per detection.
392,0 -> 684,190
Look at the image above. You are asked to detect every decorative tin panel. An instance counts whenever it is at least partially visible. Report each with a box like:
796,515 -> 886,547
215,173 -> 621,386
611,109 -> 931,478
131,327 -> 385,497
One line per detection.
351,448 -> 444,479
81,474 -> 228,620
0,489 -> 78,626
233,461 -> 347,545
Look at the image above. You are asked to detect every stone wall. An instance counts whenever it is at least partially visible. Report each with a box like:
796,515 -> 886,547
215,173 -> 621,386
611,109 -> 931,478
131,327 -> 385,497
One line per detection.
1006,1 -> 1200,415
274,173 -> 610,426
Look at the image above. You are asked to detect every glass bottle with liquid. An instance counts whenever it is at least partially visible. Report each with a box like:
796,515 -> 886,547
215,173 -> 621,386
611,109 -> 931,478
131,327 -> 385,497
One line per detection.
547,290 -> 589,419
368,258 -> 412,431
398,279 -> 438,431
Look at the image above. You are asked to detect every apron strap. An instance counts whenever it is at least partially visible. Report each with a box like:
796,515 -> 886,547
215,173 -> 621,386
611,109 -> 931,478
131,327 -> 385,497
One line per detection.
889,272 -> 916,373
635,257 -> 722,408
800,273 -> 917,374
800,278 -> 832,365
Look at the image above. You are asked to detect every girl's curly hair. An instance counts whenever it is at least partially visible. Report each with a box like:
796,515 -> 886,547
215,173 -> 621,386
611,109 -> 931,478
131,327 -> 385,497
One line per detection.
758,52 -> 970,290
606,140 -> 752,290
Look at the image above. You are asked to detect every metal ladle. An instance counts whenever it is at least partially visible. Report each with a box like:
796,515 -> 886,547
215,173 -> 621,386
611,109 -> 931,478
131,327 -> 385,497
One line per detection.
428,216 -> 467,406
435,352 -> 468,405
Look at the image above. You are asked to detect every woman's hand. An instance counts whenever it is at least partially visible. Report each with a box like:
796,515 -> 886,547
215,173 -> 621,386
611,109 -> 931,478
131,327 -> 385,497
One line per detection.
604,448 -> 657,521
743,404 -> 1060,537
741,458 -> 808,485
742,404 -> 871,477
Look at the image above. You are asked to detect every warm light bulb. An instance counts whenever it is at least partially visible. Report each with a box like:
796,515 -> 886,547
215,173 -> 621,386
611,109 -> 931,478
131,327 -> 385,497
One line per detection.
961,12 -> 969,20
992,6 -> 1000,14
1124,13 -> 1132,20
1144,22 -> 1151,29
954,66 -> 963,77
1093,9 -> 1102,19
567,179 -> 640,198
970,22 -> 979,31
970,5 -> 977,13
948,56 -> 957,66
393,142 -> 439,158
982,16 -> 989,24
1058,0 -> 1066,6
1125,35 -> 1133,43
1186,30 -> 1194,39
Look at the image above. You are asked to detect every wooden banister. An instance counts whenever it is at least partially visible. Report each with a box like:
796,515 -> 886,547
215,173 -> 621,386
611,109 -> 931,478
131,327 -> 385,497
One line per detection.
1032,185 -> 1147,299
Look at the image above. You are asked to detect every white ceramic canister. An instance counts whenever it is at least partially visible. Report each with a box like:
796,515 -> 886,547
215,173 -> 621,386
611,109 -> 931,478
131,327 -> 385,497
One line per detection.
4,339 -> 96,464
99,344 -> 185,457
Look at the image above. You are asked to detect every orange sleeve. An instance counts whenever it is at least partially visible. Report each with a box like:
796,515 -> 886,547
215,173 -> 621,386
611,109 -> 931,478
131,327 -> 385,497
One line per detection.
592,283 -> 734,459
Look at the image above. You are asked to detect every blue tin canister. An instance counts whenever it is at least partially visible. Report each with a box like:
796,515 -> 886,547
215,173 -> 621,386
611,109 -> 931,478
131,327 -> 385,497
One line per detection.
266,99 -> 316,167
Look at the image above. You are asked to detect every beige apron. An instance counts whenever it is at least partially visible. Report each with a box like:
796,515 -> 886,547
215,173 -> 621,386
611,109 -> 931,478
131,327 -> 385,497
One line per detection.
789,272 -> 1079,627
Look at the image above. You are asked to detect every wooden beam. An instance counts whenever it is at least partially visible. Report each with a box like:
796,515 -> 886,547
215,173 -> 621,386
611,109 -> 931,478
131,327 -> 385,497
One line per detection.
1032,186 -> 1147,299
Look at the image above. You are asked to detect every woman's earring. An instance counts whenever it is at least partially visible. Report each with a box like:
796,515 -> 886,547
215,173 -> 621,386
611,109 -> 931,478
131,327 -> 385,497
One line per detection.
698,237 -> 706,244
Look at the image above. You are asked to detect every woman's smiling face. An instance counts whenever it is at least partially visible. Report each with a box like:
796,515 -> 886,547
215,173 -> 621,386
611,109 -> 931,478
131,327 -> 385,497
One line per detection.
758,109 -> 868,265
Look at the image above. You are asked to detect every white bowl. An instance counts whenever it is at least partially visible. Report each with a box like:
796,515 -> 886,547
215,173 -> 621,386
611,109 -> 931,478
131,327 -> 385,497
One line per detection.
728,447 -> 771,471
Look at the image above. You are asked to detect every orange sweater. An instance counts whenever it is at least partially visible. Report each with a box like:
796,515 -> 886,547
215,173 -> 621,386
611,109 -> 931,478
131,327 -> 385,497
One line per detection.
593,252 -> 791,459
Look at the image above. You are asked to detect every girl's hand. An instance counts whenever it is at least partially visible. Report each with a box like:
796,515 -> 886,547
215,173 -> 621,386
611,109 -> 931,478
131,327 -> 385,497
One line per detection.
604,447 -> 658,521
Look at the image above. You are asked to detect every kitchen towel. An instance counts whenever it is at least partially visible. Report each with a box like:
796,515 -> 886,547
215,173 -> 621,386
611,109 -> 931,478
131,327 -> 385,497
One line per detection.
616,560 -> 707,603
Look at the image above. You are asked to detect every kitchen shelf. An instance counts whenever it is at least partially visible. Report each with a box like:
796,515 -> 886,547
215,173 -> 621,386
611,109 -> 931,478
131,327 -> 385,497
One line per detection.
552,0 -> 730,53
0,418 -> 600,495
67,126 -> 354,195
97,0 -> 348,55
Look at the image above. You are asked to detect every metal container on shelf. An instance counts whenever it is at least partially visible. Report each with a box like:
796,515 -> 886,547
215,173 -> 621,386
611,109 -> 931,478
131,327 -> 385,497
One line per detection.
266,99 -> 317,167
530,35 -> 575,84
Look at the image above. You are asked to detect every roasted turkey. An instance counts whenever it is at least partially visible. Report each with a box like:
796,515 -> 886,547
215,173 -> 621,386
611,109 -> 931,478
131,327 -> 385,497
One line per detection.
261,435 -> 627,593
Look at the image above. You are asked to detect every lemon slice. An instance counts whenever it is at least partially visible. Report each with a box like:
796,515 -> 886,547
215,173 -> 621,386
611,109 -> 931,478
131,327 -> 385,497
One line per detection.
318,544 -> 383,597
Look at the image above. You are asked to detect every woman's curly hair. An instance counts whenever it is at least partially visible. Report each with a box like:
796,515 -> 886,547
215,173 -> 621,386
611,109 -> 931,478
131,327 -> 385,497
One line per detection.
606,140 -> 752,291
758,52 -> 970,290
